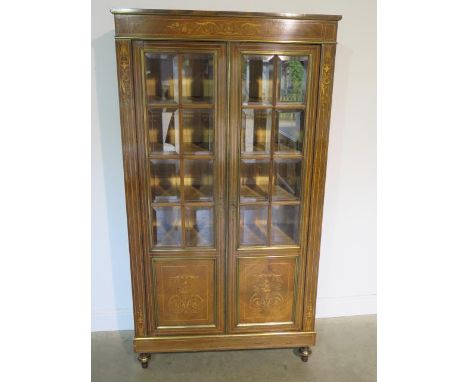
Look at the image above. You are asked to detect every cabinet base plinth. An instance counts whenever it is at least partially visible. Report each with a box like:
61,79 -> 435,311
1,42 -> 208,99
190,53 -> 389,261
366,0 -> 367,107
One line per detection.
134,331 -> 316,353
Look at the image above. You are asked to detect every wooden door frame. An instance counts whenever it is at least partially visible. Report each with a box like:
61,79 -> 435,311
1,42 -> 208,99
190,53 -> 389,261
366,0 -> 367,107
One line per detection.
226,42 -> 322,333
130,41 -> 228,336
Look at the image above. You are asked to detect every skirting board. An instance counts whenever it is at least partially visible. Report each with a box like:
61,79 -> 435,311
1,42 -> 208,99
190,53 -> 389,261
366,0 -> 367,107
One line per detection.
91,294 -> 377,332
315,294 -> 377,318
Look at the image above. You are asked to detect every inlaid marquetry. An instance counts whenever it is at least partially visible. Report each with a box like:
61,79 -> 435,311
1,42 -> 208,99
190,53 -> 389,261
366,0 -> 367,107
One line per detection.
113,12 -> 339,43
237,256 -> 297,326
112,8 -> 341,367
153,258 -> 216,327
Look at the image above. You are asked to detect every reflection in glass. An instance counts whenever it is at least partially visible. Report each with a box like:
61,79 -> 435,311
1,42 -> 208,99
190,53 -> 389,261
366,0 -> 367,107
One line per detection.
184,160 -> 213,201
153,206 -> 182,247
150,159 -> 180,202
183,109 -> 213,154
275,110 -> 304,153
273,159 -> 302,201
241,109 -> 272,154
240,205 -> 268,246
182,54 -> 214,103
278,56 -> 308,103
240,159 -> 270,202
148,108 -> 179,154
145,53 -> 178,103
185,206 -> 214,247
242,55 -> 274,104
271,204 -> 300,245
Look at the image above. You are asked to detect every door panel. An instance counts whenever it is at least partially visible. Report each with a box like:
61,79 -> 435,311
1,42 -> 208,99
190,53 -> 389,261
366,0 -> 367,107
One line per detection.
228,43 -> 321,332
153,258 -> 216,328
132,41 -> 226,335
237,256 -> 297,326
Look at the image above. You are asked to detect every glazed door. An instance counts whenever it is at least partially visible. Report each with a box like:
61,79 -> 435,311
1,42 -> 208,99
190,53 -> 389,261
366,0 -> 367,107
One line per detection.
227,43 -> 321,332
132,42 -> 227,335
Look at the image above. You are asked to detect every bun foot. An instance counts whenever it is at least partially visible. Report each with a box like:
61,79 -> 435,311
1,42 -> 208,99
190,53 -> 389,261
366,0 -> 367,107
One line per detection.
298,346 -> 312,362
138,353 -> 151,369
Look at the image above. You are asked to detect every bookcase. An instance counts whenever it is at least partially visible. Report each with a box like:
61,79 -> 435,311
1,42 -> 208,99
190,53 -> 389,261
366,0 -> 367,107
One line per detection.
112,8 -> 341,368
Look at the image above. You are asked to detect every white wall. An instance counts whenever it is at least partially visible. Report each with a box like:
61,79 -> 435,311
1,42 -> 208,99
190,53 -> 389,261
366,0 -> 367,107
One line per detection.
91,0 -> 376,331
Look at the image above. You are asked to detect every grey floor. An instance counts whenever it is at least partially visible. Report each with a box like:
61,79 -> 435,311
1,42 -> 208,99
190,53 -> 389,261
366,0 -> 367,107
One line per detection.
92,315 -> 376,382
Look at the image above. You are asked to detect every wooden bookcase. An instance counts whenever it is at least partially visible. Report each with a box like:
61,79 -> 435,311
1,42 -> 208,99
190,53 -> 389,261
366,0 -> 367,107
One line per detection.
111,8 -> 341,368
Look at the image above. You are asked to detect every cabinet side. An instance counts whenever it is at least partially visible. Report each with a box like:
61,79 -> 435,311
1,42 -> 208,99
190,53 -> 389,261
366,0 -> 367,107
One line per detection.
115,38 -> 147,337
303,44 -> 337,332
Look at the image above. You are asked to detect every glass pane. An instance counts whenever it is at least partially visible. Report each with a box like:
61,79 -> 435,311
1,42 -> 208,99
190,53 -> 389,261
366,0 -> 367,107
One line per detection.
148,108 -> 179,154
185,206 -> 214,247
241,109 -> 272,154
239,205 -> 268,246
271,204 -> 300,245
153,206 -> 182,247
184,160 -> 213,201
275,110 -> 304,153
145,53 -> 178,104
183,109 -> 213,154
273,159 -> 302,201
278,56 -> 308,103
182,54 -> 214,103
150,159 -> 180,202
242,55 -> 274,105
240,159 -> 270,202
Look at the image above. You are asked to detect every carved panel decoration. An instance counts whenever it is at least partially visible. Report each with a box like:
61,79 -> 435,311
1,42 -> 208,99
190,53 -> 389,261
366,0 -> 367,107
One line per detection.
153,259 -> 215,327
237,257 -> 297,325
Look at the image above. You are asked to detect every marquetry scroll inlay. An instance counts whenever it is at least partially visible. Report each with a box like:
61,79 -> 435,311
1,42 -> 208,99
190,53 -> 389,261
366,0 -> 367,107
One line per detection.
167,20 -> 292,37
113,11 -> 340,42
167,275 -> 204,314
153,259 -> 215,328
319,49 -> 333,110
306,303 -> 314,319
118,43 -> 131,105
135,309 -> 145,335
238,257 -> 296,325
249,273 -> 285,312
168,21 -> 261,36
